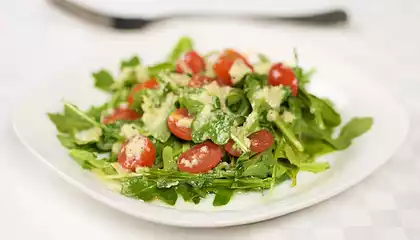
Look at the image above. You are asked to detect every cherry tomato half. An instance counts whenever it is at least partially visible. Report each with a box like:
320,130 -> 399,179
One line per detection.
102,108 -> 140,124
224,130 -> 274,156
127,78 -> 159,105
167,108 -> 193,141
118,135 -> 156,171
268,63 -> 298,96
177,141 -> 222,173
175,51 -> 206,74
224,140 -> 242,157
213,49 -> 253,86
188,74 -> 214,88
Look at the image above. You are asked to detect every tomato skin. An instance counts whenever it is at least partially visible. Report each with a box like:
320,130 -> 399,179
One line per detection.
224,130 -> 274,156
118,135 -> 156,171
268,63 -> 298,96
127,78 -> 159,105
167,108 -> 193,141
188,74 -> 213,87
224,140 -> 242,157
175,51 -> 206,74
177,141 -> 222,173
249,130 -> 274,153
102,108 -> 140,124
213,49 -> 253,86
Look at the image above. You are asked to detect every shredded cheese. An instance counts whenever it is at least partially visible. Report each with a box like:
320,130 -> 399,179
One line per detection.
124,136 -> 147,160
228,59 -> 252,85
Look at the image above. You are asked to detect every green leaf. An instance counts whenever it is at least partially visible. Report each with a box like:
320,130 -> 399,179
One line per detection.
213,188 -> 234,206
121,178 -> 157,202
175,184 -> 202,204
319,98 -> 341,127
299,162 -> 330,173
178,97 -> 203,115
121,55 -> 140,70
284,144 -> 310,166
141,93 -> 177,142
274,163 -> 287,178
241,150 -> 274,177
168,36 -> 194,63
242,162 -> 270,178
162,146 -> 178,170
268,110 -> 304,152
303,139 -> 335,156
156,187 -> 178,205
226,89 -> 251,116
332,117 -> 373,150
191,108 -> 236,145
69,149 -> 109,169
48,103 -> 99,133
148,62 -> 174,77
86,104 -> 107,122
93,70 -> 114,92
270,163 -> 288,190
57,134 -> 77,148
257,53 -> 270,63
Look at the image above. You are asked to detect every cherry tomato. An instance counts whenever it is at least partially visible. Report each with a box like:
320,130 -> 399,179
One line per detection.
167,108 -> 193,141
268,63 -> 298,96
188,74 -> 213,87
224,130 -> 274,156
249,130 -> 275,153
102,108 -> 140,124
177,141 -> 222,173
118,135 -> 156,171
175,51 -> 206,74
127,78 -> 159,105
213,49 -> 253,86
224,140 -> 242,157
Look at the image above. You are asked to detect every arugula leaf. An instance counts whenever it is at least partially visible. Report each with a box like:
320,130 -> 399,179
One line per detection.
168,36 -> 193,63
141,93 -> 177,142
162,146 -> 178,170
121,178 -> 157,202
303,139 -> 335,156
319,98 -> 341,128
69,149 -> 109,169
120,55 -> 140,70
331,117 -> 373,150
191,107 -> 236,145
292,50 -> 315,87
213,188 -> 234,206
156,187 -> 178,205
48,103 -> 100,133
86,104 -> 107,122
257,53 -> 270,63
93,70 -> 114,92
148,62 -> 174,77
226,89 -> 251,116
175,184 -> 202,204
299,162 -> 330,173
178,97 -> 203,115
241,149 -> 275,177
268,110 -> 304,152
57,134 -> 77,149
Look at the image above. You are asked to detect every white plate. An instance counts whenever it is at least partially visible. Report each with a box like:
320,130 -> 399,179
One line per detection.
13,20 -> 409,227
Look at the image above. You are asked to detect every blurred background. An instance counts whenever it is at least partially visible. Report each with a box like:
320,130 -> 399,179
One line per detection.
2,0 -> 420,239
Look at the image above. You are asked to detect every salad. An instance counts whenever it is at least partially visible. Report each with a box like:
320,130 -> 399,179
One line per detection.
48,37 -> 373,206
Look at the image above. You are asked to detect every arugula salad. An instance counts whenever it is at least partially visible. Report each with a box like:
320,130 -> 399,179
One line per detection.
48,37 -> 373,206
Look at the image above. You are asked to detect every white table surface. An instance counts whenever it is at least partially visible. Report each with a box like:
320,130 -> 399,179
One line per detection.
2,0 -> 420,239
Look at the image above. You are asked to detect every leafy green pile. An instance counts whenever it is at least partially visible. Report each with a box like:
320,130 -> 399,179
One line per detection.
48,37 -> 373,206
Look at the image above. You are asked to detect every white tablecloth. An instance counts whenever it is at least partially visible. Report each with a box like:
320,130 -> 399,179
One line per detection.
1,0 -> 419,239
